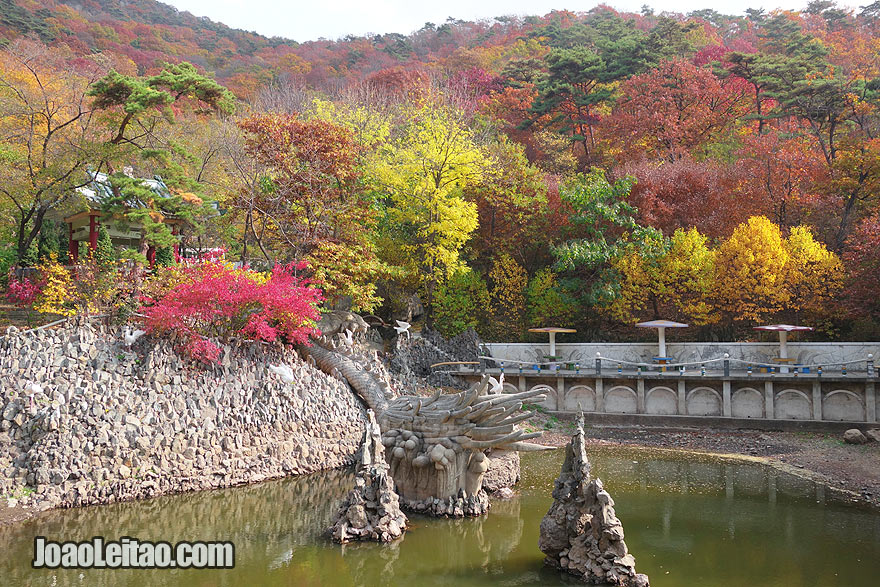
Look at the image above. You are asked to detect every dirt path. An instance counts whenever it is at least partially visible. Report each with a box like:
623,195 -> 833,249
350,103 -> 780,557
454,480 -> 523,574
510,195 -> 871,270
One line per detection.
530,415 -> 880,510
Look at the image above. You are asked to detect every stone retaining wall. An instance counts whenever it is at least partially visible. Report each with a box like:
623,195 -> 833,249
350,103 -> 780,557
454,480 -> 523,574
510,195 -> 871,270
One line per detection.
0,322 -> 366,513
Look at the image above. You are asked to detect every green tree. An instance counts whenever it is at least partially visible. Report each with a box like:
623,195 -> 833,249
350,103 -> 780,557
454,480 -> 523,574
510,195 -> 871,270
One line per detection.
552,169 -> 663,310
433,268 -> 490,337
154,246 -> 174,268
88,62 -> 236,259
527,47 -> 613,167
525,268 -> 578,327
89,62 -> 235,147
94,225 -> 115,267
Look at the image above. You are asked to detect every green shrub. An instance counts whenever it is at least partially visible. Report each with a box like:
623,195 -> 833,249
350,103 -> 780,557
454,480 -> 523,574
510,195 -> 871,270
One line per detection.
154,246 -> 174,267
95,225 -> 116,267
526,268 -> 578,327
433,267 -> 489,337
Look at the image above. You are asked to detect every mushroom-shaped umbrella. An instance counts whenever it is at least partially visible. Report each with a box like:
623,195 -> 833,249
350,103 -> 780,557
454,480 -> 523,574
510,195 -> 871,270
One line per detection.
635,320 -> 689,358
753,324 -> 813,360
528,327 -> 576,359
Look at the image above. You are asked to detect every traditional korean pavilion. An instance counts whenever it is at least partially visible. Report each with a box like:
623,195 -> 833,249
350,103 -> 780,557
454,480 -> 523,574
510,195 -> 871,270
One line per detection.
63,170 -> 183,266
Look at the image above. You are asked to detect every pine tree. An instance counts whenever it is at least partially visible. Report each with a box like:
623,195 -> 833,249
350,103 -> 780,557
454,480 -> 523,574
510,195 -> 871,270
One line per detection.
95,225 -> 115,268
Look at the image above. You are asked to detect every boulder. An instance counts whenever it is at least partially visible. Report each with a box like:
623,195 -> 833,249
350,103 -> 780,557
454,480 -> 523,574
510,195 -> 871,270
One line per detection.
865,429 -> 880,443
493,487 -> 515,500
482,449 -> 520,493
316,311 -> 369,338
844,429 -> 868,444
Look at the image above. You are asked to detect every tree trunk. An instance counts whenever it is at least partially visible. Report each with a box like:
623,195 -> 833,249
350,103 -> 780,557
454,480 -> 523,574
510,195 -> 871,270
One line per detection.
834,191 -> 860,252
424,272 -> 435,330
16,206 -> 48,266
241,208 -> 251,264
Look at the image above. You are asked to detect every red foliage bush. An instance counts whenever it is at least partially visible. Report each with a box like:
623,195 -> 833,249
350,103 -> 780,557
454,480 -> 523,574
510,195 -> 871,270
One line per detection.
843,213 -> 880,320
140,261 -> 323,363
6,271 -> 41,308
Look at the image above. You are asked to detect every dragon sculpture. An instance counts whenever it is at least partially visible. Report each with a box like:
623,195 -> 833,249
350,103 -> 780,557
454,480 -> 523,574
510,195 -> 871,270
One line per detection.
300,317 -> 549,516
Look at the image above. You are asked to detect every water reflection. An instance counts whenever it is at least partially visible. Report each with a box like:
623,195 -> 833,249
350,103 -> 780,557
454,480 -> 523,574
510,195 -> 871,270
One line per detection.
0,447 -> 878,586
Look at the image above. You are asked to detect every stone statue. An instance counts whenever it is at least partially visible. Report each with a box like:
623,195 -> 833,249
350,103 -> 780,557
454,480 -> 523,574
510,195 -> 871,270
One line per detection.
329,410 -> 408,543
539,414 -> 649,586
379,377 -> 548,516
301,341 -> 549,517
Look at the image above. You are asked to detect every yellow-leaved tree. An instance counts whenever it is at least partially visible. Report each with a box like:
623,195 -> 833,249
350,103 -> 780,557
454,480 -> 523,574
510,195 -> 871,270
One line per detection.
782,226 -> 843,322
32,254 -> 75,317
605,228 -> 717,325
715,216 -> 790,322
488,254 -> 528,340
369,100 -> 491,327
660,228 -> 718,325
714,216 -> 791,323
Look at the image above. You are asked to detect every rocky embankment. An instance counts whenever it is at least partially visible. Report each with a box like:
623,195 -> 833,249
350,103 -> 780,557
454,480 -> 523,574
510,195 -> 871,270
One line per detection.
0,321 -> 366,520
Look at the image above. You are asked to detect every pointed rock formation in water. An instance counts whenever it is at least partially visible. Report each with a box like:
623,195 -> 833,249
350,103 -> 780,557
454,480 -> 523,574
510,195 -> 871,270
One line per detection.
329,410 -> 408,543
539,415 -> 649,587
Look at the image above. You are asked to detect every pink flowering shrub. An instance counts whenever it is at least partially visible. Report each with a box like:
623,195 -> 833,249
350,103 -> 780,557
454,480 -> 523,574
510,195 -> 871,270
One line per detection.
6,271 -> 42,308
140,261 -> 323,363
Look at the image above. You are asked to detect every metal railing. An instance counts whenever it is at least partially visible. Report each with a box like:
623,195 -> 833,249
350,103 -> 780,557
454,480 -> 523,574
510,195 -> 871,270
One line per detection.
449,353 -> 878,379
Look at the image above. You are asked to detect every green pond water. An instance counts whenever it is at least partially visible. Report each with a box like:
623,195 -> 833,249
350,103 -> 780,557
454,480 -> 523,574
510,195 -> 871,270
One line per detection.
1,446 -> 879,586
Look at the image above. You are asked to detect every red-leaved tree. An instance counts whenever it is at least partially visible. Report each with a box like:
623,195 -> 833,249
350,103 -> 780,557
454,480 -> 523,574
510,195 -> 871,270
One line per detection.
605,59 -> 750,163
842,212 -> 880,321
618,157 -> 753,239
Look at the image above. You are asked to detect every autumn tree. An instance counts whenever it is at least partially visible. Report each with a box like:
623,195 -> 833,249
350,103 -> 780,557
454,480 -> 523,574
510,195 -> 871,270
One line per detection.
0,40 -> 108,265
842,212 -> 880,321
605,228 -> 718,325
713,216 -> 791,323
781,225 -> 843,321
619,157 -> 747,238
487,253 -> 528,339
370,100 -> 491,327
606,59 -> 749,163
465,137 -> 553,271
748,24 -> 879,249
733,128 -> 828,228
237,113 -> 380,311
238,113 -> 366,257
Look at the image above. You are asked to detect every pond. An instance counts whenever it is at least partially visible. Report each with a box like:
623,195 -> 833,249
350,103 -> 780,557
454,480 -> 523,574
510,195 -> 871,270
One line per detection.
1,446 -> 879,586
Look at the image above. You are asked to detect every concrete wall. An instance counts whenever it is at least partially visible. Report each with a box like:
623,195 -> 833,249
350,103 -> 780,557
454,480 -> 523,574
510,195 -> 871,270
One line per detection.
469,371 -> 878,425
484,342 -> 880,368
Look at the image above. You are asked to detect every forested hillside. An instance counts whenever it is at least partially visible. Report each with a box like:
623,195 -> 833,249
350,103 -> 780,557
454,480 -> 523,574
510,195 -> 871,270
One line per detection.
1,1 -> 879,342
